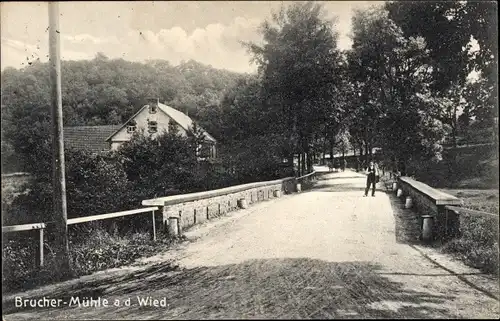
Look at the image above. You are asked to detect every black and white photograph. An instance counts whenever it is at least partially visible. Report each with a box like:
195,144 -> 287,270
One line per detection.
1,1 -> 499,319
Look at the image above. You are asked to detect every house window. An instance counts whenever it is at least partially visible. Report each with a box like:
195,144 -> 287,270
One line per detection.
149,104 -> 158,114
127,125 -> 136,133
148,120 -> 158,133
199,142 -> 213,159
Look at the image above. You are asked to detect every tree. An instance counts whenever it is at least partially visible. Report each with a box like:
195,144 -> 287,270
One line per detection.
386,1 -> 498,139
245,1 -> 343,175
347,6 -> 447,171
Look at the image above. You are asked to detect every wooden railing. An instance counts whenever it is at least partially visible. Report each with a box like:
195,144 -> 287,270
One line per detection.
2,223 -> 47,266
443,205 -> 499,239
1,207 -> 159,267
297,170 -> 317,181
295,170 -> 317,192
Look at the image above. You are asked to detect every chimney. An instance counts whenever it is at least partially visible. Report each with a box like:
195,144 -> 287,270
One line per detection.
147,97 -> 159,106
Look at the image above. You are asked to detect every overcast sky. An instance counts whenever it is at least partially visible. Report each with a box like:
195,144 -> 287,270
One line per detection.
1,1 -> 384,73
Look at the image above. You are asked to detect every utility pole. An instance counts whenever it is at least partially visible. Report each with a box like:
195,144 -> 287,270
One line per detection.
48,1 -> 70,275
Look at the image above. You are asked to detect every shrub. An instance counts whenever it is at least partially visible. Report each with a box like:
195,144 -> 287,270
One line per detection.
441,215 -> 499,275
117,130 -> 202,196
4,148 -> 136,225
221,134 -> 287,184
2,227 -> 177,293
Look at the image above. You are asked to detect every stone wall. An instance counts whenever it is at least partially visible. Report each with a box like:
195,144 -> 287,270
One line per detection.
397,176 -> 462,238
142,176 -> 302,234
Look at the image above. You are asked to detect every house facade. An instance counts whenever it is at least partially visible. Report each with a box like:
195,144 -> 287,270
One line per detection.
105,99 -> 217,158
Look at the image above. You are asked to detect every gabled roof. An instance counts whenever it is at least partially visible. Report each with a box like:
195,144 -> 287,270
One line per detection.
106,102 -> 217,143
64,125 -> 121,153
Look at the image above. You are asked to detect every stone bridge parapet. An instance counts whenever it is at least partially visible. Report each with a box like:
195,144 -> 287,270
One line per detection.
142,176 -> 301,236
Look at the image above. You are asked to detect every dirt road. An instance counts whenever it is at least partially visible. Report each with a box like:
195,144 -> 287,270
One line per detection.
3,169 -> 499,319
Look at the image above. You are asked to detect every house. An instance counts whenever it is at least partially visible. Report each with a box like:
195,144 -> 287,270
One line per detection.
105,99 -> 217,158
64,125 -> 122,154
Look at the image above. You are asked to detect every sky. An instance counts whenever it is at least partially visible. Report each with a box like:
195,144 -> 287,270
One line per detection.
0,1 -> 384,73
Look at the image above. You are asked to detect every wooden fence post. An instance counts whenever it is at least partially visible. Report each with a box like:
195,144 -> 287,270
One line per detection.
39,228 -> 44,267
151,210 -> 156,241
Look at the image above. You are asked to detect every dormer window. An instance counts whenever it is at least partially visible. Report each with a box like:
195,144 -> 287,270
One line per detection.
149,104 -> 158,114
127,120 -> 137,133
148,120 -> 158,133
127,125 -> 136,133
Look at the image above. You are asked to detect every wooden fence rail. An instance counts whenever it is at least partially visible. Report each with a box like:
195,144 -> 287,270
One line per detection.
2,223 -> 47,267
444,205 -> 499,219
2,206 -> 159,267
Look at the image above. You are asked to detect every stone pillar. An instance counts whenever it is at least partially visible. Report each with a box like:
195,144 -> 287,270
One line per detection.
296,183 -> 302,193
273,190 -> 282,198
238,198 -> 248,209
168,217 -> 179,237
405,196 -> 413,209
421,215 -> 434,242
397,188 -> 403,198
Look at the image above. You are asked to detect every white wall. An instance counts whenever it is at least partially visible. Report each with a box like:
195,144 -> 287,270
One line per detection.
110,105 -> 188,150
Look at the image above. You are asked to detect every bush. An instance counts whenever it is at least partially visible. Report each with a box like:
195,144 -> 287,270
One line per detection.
4,148 -> 136,226
117,130 -> 201,196
2,227 -> 177,293
221,134 -> 287,184
441,215 -> 499,275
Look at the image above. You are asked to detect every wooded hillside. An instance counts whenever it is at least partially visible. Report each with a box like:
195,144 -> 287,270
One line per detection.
1,55 -> 247,172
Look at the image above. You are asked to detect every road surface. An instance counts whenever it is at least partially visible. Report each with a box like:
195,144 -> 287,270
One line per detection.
3,169 -> 499,319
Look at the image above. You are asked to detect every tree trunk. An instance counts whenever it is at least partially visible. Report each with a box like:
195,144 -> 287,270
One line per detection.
297,153 -> 301,177
451,123 -> 457,148
301,152 -> 307,175
452,105 -> 458,148
330,142 -> 334,165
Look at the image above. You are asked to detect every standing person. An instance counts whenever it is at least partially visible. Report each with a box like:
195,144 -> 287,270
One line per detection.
342,158 -> 347,172
364,160 -> 379,197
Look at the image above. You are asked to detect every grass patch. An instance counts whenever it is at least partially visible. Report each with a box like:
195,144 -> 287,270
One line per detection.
439,214 -> 499,275
412,144 -> 498,189
435,189 -> 498,275
381,174 -> 499,276
439,188 -> 499,215
2,228 -> 182,294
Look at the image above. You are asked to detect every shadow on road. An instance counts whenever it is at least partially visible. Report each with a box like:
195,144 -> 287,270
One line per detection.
383,184 -> 422,245
307,180 -> 377,194
314,175 -> 365,181
3,258 -> 457,319
310,186 -> 368,193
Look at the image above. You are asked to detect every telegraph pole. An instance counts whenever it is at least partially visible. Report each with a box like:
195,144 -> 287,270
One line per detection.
48,1 -> 70,275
